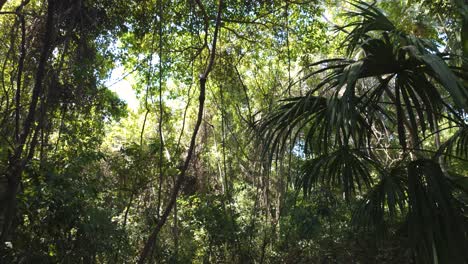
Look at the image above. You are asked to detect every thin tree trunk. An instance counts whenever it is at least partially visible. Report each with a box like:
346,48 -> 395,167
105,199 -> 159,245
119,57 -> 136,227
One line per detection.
156,0 -> 164,219
137,0 -> 223,262
0,0 -> 55,242
14,11 -> 26,143
462,10 -> 468,70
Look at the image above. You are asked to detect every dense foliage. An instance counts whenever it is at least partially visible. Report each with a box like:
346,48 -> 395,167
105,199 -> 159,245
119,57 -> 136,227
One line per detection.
0,0 -> 466,263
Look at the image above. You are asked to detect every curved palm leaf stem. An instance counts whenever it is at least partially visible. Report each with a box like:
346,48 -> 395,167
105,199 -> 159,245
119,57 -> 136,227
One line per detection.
373,101 -> 463,125
433,127 -> 465,160
412,125 -> 465,150
353,146 -> 468,162
440,101 -> 467,124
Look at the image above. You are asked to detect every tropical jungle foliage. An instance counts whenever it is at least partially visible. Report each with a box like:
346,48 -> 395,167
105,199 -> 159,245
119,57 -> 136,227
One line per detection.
0,0 -> 467,263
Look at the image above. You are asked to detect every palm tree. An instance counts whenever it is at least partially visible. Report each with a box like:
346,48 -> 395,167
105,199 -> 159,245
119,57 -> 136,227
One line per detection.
260,1 -> 468,263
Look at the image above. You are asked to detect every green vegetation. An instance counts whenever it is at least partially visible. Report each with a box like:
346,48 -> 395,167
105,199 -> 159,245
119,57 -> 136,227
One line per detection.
0,0 -> 466,263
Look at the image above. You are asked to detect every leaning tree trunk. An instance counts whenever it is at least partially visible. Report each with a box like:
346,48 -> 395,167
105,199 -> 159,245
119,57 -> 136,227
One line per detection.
137,0 -> 223,262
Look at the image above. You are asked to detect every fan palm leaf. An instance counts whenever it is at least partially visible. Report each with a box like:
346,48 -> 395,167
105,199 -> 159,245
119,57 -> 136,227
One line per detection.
259,1 -> 468,263
351,166 -> 407,232
259,93 -> 374,159
407,159 -> 467,263
351,159 -> 467,263
435,126 -> 468,161
299,147 -> 376,200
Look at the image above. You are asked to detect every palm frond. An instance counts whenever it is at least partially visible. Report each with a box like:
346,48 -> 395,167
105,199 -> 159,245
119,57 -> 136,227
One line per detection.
352,167 -> 407,233
340,1 -> 395,56
299,147 -> 376,200
403,46 -> 468,110
258,3 -> 468,262
407,159 -> 468,263
258,91 -> 375,162
435,126 -> 468,160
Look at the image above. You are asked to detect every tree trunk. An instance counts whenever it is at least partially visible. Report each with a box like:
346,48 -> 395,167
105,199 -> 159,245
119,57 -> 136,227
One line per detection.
137,0 -> 223,262
0,0 -> 55,242
462,10 -> 468,70
0,0 -> 7,11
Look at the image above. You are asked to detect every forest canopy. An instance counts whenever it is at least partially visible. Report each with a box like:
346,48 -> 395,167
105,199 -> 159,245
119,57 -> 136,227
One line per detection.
0,0 -> 467,263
